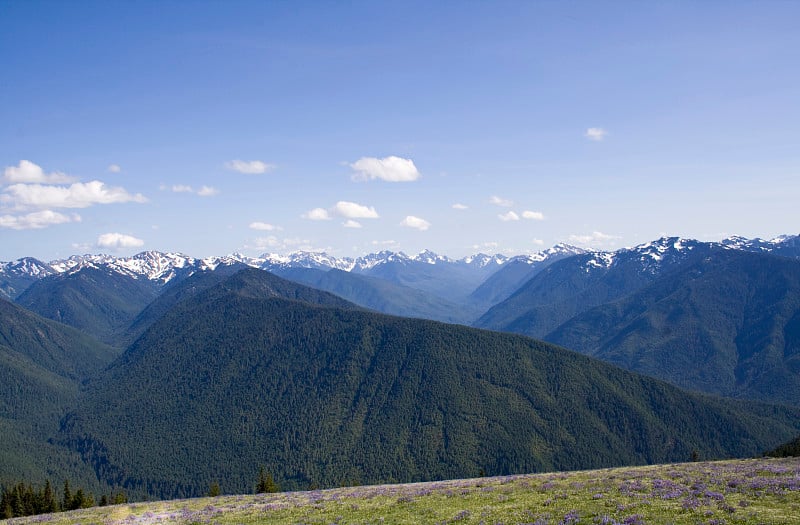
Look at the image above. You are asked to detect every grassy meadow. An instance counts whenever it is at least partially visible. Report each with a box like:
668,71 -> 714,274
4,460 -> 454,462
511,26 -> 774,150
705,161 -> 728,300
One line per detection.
5,457 -> 800,525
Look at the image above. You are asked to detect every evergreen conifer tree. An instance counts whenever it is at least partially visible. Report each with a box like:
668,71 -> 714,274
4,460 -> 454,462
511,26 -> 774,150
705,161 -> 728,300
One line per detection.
62,480 -> 72,511
208,482 -> 221,497
256,466 -> 280,493
43,480 -> 57,513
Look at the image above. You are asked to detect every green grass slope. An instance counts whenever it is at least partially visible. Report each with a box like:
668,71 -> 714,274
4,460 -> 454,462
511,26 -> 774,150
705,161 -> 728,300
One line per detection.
58,270 -> 800,500
10,457 -> 800,525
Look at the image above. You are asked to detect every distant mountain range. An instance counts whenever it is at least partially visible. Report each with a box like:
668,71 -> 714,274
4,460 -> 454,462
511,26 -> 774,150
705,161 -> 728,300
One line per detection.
3,235 -> 797,297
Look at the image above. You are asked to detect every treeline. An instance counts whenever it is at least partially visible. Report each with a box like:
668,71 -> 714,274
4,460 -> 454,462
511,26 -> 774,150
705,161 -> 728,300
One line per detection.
0,479 -> 126,519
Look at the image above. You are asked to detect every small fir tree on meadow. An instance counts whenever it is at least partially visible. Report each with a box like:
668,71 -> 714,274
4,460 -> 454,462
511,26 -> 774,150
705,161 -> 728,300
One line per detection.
208,481 -> 221,497
42,479 -> 57,513
256,466 -> 280,493
61,480 -> 72,512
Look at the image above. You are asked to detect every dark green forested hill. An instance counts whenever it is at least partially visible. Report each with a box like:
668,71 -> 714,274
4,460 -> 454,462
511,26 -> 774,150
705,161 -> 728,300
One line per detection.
58,269 -> 800,500
122,263 -> 249,346
14,266 -> 160,347
540,251 -> 800,405
0,298 -> 119,488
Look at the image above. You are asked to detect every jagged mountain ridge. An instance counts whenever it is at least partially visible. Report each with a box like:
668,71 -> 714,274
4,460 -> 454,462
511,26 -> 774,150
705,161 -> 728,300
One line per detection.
2,234 -> 797,299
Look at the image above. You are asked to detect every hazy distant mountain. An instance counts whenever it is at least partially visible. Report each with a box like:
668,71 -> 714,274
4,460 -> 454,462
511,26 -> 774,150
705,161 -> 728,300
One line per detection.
274,267 -> 482,324
475,237 -> 714,336
58,268 -> 800,499
469,244 -> 585,307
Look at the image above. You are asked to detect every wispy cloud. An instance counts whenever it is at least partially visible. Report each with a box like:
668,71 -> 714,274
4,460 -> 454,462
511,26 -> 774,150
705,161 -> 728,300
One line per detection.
97,232 -> 144,249
249,222 -> 281,231
225,159 -> 274,174
522,210 -> 544,220
568,231 -> 620,246
585,127 -> 608,141
350,156 -> 420,182
342,219 -> 362,228
107,164 -> 122,173
489,195 -> 514,207
498,211 -> 520,221
452,203 -> 468,210
0,210 -> 80,230
3,160 -> 75,184
197,185 -> 219,197
247,235 -> 325,253
400,215 -> 431,231
167,184 -> 219,197
303,208 -> 331,220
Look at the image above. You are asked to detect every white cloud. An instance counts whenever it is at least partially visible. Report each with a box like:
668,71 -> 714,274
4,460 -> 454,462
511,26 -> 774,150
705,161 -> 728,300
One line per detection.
568,231 -> 621,246
452,203 -> 468,210
489,195 -> 514,207
197,185 -> 219,197
350,156 -> 420,182
342,219 -> 362,228
107,164 -> 122,173
522,210 -> 545,220
169,184 -> 218,197
249,222 -> 280,231
303,207 -> 332,220
585,127 -> 608,141
304,201 -> 379,221
400,215 -> 431,231
332,201 -> 379,219
225,159 -> 273,174
97,232 -> 145,249
3,181 -> 147,209
531,238 -> 545,246
248,236 -> 326,253
498,211 -> 520,221
0,210 -> 80,230
3,160 -> 75,184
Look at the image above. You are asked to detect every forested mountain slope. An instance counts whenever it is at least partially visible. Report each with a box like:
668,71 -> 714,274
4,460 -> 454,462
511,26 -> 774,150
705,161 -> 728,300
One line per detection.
58,269 -> 800,500
546,250 -> 800,405
15,266 -> 160,347
0,298 -> 118,488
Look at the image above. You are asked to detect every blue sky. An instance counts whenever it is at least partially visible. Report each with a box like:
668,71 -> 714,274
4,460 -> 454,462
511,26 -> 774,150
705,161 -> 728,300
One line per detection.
2,1 -> 799,261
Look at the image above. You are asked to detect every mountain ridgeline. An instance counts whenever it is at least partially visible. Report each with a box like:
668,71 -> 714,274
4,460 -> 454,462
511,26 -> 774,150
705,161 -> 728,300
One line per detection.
58,268 -> 800,499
